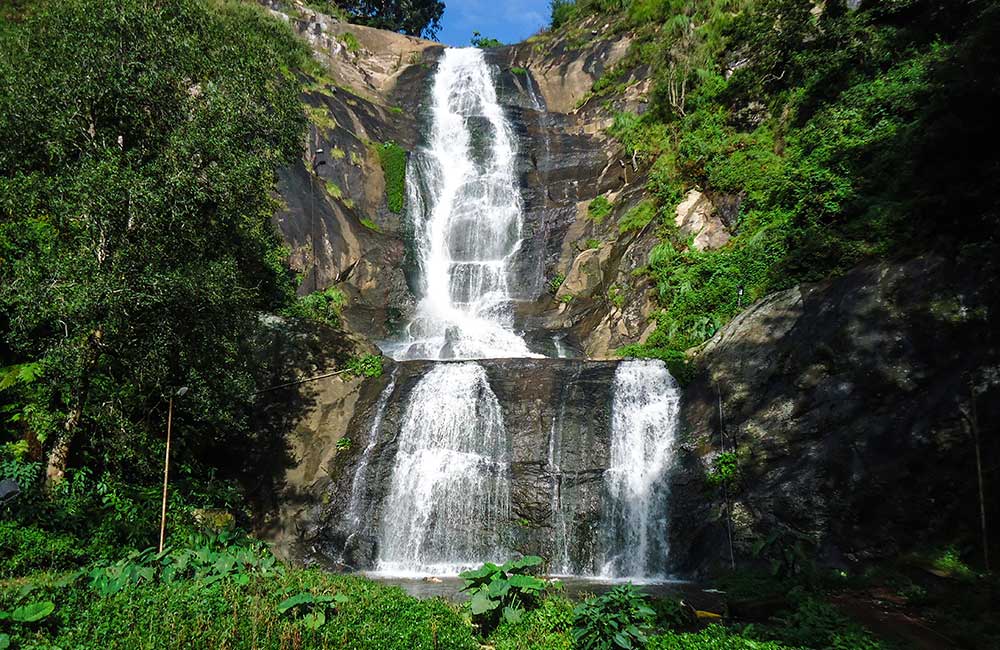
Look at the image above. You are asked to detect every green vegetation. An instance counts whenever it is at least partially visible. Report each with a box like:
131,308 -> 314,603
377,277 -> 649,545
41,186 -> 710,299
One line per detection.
308,0 -> 445,39
573,584 -> 655,649
307,104 -> 339,132
0,0 -> 308,567
552,0 -> 1000,363
548,273 -> 567,294
619,200 -> 657,233
471,31 -> 505,48
0,541 -> 476,649
588,195 -> 613,223
326,179 -> 344,199
340,31 -> 361,54
360,217 -> 382,232
378,141 -> 408,214
511,67 -> 529,76
706,451 -> 738,486
282,287 -> 347,328
459,556 -> 546,634
346,354 -> 383,378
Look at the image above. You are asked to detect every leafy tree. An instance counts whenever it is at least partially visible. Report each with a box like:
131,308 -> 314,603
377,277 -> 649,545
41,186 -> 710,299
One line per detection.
0,0 -> 306,529
336,0 -> 445,39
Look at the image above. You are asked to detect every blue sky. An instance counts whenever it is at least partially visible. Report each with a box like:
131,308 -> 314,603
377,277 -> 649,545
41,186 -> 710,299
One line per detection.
434,0 -> 550,46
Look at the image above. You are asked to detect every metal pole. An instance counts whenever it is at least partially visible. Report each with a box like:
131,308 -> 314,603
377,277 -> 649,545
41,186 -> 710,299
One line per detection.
158,396 -> 173,553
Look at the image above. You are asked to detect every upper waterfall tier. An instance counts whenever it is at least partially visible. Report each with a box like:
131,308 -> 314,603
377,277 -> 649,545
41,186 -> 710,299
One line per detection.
383,48 -> 541,361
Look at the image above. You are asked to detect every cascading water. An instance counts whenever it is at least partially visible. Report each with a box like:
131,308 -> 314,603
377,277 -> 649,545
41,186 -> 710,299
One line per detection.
338,49 -> 684,580
384,47 -> 539,361
376,362 -> 511,575
599,359 -> 681,579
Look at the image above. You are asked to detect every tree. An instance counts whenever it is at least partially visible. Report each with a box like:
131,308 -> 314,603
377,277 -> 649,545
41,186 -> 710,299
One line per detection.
0,0 -> 305,500
336,0 -> 445,39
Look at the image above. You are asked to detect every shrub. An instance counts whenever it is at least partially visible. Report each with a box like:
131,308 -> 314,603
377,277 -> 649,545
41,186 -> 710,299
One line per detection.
282,287 -> 346,327
588,195 -> 613,223
471,31 -> 504,48
459,556 -> 547,634
0,521 -> 88,578
572,584 -> 655,650
488,596 -> 575,650
548,273 -> 566,294
6,570 -> 477,649
706,452 -> 738,486
550,0 -> 577,29
757,598 -> 888,650
378,141 -> 407,214
649,625 -> 799,650
619,200 -> 657,233
346,354 -> 383,378
339,31 -> 360,54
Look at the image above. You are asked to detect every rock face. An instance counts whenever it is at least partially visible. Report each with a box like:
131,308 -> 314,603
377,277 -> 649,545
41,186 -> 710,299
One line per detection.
262,359 -> 624,572
670,256 -> 1000,574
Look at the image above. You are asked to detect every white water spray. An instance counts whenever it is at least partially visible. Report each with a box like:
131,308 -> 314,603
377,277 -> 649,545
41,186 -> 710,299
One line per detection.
600,359 -> 681,579
376,362 -> 511,575
385,48 -> 539,361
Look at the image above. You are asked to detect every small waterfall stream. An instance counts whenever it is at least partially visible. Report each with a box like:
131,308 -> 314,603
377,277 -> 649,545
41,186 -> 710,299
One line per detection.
599,360 -> 681,579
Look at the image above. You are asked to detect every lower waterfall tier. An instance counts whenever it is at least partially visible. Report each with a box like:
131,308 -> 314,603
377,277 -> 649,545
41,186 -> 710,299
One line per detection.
288,358 -> 681,579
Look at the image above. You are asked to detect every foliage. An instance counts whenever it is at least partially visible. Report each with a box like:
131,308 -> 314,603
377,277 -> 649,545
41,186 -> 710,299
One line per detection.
281,287 -> 347,328
588,195 -> 613,223
0,0 -> 307,555
0,521 -> 89,578
83,531 -> 281,596
277,590 -> 348,629
584,0 -> 1000,363
360,217 -> 382,232
619,200 -> 657,233
334,0 -> 444,38
378,141 -> 408,214
471,31 -> 504,48
706,452 -> 738,486
930,546 -> 975,579
459,556 -> 547,634
0,569 -> 477,649
548,273 -> 566,294
550,0 -> 578,29
487,596 -> 575,650
339,31 -> 361,54
572,584 -> 655,650
648,625 -> 798,650
346,355 -> 383,378
511,67 -> 529,76
336,437 -> 352,451
755,598 -> 888,650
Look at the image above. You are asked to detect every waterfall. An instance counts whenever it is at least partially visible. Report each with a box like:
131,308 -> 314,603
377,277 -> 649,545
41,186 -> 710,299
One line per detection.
339,367 -> 398,561
599,359 -> 681,579
376,362 -> 511,575
384,47 -> 540,361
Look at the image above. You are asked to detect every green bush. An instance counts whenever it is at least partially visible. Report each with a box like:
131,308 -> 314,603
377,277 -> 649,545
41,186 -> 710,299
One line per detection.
488,596 -> 575,650
758,598 -> 888,650
2,571 -> 476,649
649,625 -> 799,650
282,287 -> 346,327
550,0 -> 577,29
573,584 -> 655,650
460,556 -> 547,634
0,521 -> 88,578
339,31 -> 360,54
588,195 -> 613,223
619,200 -> 657,233
378,141 -> 408,214
346,354 -> 383,378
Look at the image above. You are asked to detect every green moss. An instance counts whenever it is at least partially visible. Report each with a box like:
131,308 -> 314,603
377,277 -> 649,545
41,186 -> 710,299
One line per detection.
324,180 -> 342,199
510,66 -> 528,76
378,141 -> 407,214
339,31 -> 360,54
619,199 -> 656,233
359,218 -> 381,233
306,104 -> 337,132
389,105 -> 404,114
587,195 -> 612,223
330,147 -> 346,160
